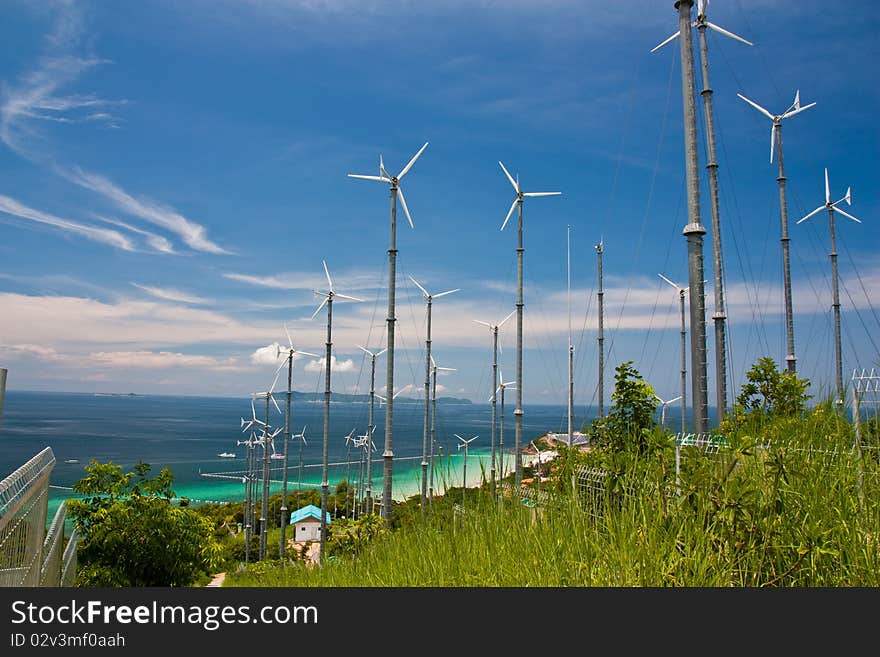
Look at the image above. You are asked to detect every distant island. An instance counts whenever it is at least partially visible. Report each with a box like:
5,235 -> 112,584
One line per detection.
292,391 -> 472,404
93,392 -> 142,397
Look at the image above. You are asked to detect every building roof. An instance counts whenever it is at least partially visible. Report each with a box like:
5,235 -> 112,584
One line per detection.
288,504 -> 332,526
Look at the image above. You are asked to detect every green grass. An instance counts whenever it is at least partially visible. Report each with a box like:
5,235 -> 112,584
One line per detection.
223,430 -> 880,587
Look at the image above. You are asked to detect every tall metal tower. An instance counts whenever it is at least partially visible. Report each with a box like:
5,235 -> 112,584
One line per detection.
797,168 -> 863,408
738,90 -> 816,374
497,161 -> 561,487
596,239 -> 605,420
654,0 -> 753,421
474,310 -> 514,495
348,142 -> 428,523
664,0 -> 709,434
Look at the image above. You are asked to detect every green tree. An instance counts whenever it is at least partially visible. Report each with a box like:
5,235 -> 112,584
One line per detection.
593,361 -> 657,454
69,460 -> 222,587
735,356 -> 812,416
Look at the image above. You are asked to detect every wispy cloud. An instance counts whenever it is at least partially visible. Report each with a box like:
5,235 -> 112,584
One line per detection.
89,350 -> 244,371
130,283 -> 211,305
223,272 -> 311,290
0,0 -> 123,156
0,193 -> 135,251
98,216 -> 175,254
67,168 -> 230,255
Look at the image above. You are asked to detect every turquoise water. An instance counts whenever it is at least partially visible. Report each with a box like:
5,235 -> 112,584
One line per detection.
0,391 -> 583,520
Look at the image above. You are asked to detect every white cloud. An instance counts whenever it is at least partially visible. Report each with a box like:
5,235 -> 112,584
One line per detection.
89,350 -> 244,371
223,272 -> 311,290
98,217 -> 175,254
130,283 -> 211,305
251,343 -> 283,365
67,168 -> 229,255
0,343 -> 63,361
0,193 -> 135,251
304,355 -> 355,373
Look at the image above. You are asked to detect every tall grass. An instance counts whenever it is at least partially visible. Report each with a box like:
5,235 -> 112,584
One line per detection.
224,418 -> 880,587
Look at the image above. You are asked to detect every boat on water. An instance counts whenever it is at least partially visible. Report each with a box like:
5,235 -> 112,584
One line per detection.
64,459 -> 80,464
217,452 -> 236,458
270,453 -> 286,460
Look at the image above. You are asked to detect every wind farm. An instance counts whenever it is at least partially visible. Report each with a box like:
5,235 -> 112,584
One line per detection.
0,0 -> 877,594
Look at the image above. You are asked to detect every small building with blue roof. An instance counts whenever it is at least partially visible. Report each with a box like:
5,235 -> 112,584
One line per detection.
288,504 -> 331,543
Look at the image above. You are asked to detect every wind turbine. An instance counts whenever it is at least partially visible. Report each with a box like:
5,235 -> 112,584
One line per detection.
357,345 -> 386,515
495,370 -> 516,485
454,434 -> 478,511
596,239 -> 605,419
343,427 -> 356,516
348,141 -> 429,523
655,394 -> 683,430
797,168 -> 863,408
498,160 -> 560,487
428,355 -> 456,505
409,275 -> 460,514
292,425 -> 308,505
474,309 -> 515,495
653,0 -> 710,434
251,368 -> 283,561
238,398 -> 266,564
276,324 -> 318,559
737,89 -> 816,374
659,273 -> 689,435
312,259 -> 363,563
653,0 -> 753,421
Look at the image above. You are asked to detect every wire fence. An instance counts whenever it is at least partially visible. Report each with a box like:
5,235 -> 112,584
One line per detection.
0,447 -> 56,587
570,431 -> 880,521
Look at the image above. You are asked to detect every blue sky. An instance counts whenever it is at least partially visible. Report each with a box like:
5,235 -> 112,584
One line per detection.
0,0 -> 877,414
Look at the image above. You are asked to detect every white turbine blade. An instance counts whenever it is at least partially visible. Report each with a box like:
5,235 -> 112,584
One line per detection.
432,288 -> 460,299
650,30 -> 680,53
793,89 -> 800,109
271,395 -> 282,415
781,102 -> 816,120
706,21 -> 753,46
296,350 -> 320,358
284,323 -> 293,348
501,197 -> 518,231
833,206 -> 862,224
357,344 -> 372,356
379,154 -> 390,179
375,348 -> 387,358
474,319 -> 492,328
499,309 -> 516,327
335,292 -> 364,302
668,395 -> 682,404
825,168 -> 830,204
322,260 -> 333,291
523,191 -> 561,197
844,186 -> 851,206
658,273 -> 679,289
736,93 -> 774,120
437,366 -> 456,372
348,174 -> 392,183
498,161 -> 519,192
454,433 -> 464,442
770,124 -> 776,164
397,186 -> 414,229
397,142 -> 429,180
796,205 -> 826,225
311,296 -> 328,319
409,275 -> 430,299
269,366 -> 281,393
273,358 -> 287,377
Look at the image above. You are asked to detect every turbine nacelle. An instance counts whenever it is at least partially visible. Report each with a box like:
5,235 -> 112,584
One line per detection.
797,168 -> 863,226
348,142 -> 429,229
498,161 -> 561,231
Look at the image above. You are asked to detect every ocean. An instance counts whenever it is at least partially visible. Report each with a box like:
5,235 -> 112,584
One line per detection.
0,390 -> 590,521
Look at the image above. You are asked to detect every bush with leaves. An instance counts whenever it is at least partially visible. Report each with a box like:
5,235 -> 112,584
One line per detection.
69,460 -> 223,587
593,361 -> 657,454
